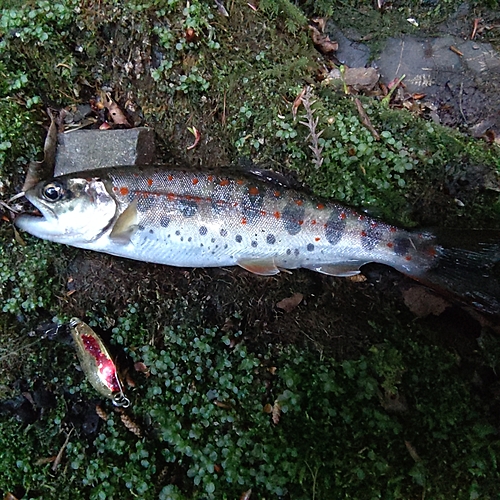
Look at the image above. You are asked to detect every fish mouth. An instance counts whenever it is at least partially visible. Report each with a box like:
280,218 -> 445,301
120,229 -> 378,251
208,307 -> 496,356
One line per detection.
13,192 -> 59,236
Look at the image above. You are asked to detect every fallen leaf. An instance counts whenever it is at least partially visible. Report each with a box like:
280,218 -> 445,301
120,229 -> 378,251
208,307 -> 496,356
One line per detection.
187,126 -> 201,150
308,25 -> 338,54
263,403 -> 273,414
276,292 -> 304,312
402,286 -> 449,318
134,361 -> 150,377
355,97 -> 380,140
405,440 -> 421,462
102,92 -> 130,127
240,489 -> 252,500
272,400 -> 281,424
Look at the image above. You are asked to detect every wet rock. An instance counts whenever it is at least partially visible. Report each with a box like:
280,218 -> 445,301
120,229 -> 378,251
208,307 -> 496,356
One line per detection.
375,35 -> 500,133
54,127 -> 157,176
325,22 -> 370,67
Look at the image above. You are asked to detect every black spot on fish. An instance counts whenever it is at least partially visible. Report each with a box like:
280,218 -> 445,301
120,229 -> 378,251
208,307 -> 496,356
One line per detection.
282,202 -> 305,235
294,248 -> 300,256
160,215 -> 170,228
188,237 -> 192,242
286,249 -> 291,255
307,243 -> 314,252
266,234 -> 276,245
138,224 -> 145,231
362,222 -> 385,251
175,230 -> 181,236
220,228 -> 227,237
149,229 -> 154,234
179,199 -> 198,217
180,237 -> 184,241
235,235 -> 242,243
325,208 -> 346,246
211,237 -> 216,243
251,241 -> 258,248
199,226 -> 207,236
224,244 -> 228,249
394,237 -> 411,256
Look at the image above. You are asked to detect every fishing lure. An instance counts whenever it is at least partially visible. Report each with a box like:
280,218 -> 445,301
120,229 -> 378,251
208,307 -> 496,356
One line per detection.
69,317 -> 130,407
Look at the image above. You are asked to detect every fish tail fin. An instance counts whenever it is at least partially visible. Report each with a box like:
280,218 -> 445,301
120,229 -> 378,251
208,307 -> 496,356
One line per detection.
414,230 -> 500,315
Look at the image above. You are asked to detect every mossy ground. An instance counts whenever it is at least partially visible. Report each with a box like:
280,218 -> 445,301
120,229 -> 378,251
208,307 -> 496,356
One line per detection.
1,1 -> 500,499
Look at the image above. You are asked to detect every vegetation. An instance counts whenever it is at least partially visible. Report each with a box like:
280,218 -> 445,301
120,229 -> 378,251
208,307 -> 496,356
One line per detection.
0,0 -> 500,499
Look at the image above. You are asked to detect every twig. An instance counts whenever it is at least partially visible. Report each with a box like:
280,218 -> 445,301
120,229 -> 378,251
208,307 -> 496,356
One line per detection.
354,98 -> 380,140
298,87 -> 324,169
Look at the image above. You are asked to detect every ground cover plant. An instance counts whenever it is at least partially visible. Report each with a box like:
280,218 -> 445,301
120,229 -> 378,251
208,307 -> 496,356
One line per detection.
1,0 -> 500,499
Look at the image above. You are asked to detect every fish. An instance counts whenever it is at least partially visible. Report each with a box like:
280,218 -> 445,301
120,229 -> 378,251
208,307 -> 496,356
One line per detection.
14,165 -> 500,313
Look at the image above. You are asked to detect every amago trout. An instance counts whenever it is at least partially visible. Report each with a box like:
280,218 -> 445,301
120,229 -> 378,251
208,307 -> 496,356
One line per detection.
14,165 -> 500,313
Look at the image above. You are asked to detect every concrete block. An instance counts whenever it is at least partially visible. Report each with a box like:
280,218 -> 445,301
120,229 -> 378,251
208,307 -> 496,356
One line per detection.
54,127 -> 156,176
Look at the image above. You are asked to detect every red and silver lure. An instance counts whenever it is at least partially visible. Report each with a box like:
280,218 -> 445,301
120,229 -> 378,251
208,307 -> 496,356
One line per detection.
69,317 -> 130,407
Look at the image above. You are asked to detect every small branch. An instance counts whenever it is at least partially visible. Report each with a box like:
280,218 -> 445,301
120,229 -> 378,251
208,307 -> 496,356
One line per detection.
298,86 -> 325,169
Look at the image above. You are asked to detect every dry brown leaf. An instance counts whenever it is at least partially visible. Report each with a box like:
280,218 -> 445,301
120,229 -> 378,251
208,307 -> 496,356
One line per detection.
308,25 -> 338,54
405,440 -> 421,462
52,429 -> 73,472
263,403 -> 273,414
402,286 -> 449,318
102,92 -> 130,127
4,493 -> 20,500
276,292 -> 304,312
95,404 -> 108,421
134,361 -> 150,377
214,400 -> 232,409
272,400 -> 281,424
240,489 -> 252,500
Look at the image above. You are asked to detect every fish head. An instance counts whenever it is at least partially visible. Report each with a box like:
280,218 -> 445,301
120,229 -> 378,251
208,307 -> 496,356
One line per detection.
15,174 -> 117,244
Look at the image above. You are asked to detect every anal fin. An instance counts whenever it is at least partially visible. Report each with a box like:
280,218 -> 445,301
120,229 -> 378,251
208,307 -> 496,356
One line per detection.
109,199 -> 138,243
237,258 -> 280,276
304,261 -> 366,277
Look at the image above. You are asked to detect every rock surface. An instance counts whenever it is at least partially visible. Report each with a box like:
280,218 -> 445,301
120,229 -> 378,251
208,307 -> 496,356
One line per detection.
54,127 -> 156,176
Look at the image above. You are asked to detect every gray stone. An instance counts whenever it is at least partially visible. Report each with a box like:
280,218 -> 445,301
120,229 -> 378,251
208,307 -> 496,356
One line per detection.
54,127 -> 156,176
325,22 -> 370,68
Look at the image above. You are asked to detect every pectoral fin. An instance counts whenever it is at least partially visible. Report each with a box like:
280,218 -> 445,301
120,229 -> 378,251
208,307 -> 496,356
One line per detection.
109,199 -> 138,243
304,261 -> 366,277
237,258 -> 280,276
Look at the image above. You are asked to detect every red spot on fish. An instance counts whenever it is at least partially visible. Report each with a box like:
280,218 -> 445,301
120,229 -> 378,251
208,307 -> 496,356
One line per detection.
274,191 -> 281,198
315,237 -> 320,242
260,210 -> 267,216
119,187 -> 129,196
274,211 -> 281,219
192,178 -> 199,185
233,202 -> 239,207
186,195 -> 193,201
361,230 -> 367,237
427,246 -> 437,257
208,175 -> 213,182
194,196 -> 202,203
249,186 -> 259,196
298,220 -> 304,225
147,178 -> 153,187
167,193 -> 176,201
220,179 -> 230,186
241,218 -> 247,225
167,175 -> 173,181
387,242 -> 394,248
405,255 -> 412,261
295,199 -> 303,206
340,212 -> 346,220
237,179 -> 244,186
317,203 -> 325,210
359,215 -> 365,221
390,227 -> 397,232
113,186 -> 118,192
371,222 -> 378,228
311,220 -> 317,225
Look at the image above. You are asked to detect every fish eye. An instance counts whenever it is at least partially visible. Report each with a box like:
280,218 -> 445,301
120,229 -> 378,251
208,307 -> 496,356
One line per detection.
42,182 -> 64,202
